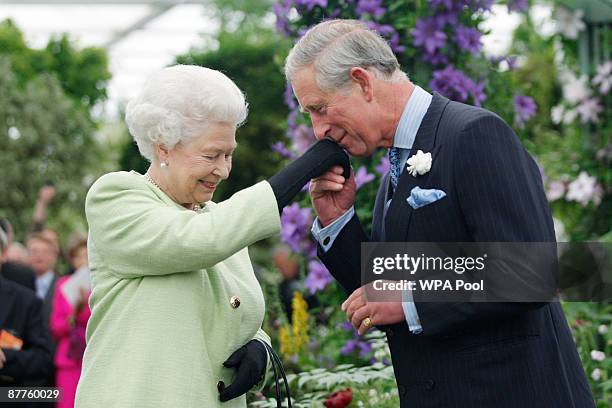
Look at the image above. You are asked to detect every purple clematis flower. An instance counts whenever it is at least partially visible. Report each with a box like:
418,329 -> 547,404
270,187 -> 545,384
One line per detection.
354,166 -> 375,190
283,83 -> 297,110
295,0 -> 327,11
375,155 -> 390,176
508,0 -> 529,13
513,95 -> 537,126
305,260 -> 333,294
454,25 -> 483,55
412,17 -> 447,55
430,66 -> 477,103
272,1 -> 293,36
471,81 -> 487,107
280,203 -> 313,253
356,0 -> 386,18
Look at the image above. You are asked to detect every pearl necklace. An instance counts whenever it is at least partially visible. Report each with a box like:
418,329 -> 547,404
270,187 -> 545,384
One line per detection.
144,172 -> 201,212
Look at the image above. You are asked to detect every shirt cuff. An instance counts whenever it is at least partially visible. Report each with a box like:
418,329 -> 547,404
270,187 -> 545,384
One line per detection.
402,287 -> 423,334
311,207 -> 355,253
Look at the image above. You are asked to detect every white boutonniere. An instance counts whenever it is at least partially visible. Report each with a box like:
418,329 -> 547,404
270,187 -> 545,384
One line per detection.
406,150 -> 432,177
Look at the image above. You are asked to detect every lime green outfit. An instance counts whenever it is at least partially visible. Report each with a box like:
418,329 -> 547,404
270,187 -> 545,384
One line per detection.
75,171 -> 280,408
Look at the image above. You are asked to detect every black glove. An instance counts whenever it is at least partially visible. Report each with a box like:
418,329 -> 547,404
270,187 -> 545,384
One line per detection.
218,340 -> 268,402
268,139 -> 351,211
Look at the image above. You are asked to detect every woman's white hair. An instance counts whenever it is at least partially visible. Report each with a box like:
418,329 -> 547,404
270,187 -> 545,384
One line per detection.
285,19 -> 406,92
125,65 -> 248,162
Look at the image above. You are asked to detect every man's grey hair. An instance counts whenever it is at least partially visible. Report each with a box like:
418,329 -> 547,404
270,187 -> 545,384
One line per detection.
125,65 -> 248,162
285,19 -> 406,91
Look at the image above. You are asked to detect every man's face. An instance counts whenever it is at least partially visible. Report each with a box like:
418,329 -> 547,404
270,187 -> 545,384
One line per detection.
27,238 -> 57,276
291,66 -> 381,156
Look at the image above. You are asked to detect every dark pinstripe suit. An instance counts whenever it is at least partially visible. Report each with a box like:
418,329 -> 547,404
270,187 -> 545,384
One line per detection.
318,93 -> 594,407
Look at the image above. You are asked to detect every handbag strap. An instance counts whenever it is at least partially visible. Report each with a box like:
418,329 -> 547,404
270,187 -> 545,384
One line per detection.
262,342 -> 292,408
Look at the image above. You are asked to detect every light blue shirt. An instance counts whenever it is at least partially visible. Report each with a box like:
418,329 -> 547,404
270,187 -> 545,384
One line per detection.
35,269 -> 54,300
311,85 -> 433,334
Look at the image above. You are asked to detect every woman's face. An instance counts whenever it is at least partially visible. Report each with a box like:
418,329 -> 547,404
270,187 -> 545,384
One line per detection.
162,122 -> 237,206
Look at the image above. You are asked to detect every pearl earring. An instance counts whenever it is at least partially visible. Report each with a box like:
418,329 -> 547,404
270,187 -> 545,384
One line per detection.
160,162 -> 167,168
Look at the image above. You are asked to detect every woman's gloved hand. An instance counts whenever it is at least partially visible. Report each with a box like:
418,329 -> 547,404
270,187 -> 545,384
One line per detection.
268,139 -> 351,211
218,340 -> 267,402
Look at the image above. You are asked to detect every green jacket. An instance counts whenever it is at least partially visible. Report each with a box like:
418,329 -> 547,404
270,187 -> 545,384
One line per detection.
75,171 -> 281,408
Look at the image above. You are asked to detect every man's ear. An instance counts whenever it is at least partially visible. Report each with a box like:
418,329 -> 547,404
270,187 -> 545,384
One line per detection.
349,67 -> 374,102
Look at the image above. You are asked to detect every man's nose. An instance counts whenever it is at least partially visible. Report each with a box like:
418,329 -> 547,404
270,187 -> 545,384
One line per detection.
311,116 -> 330,141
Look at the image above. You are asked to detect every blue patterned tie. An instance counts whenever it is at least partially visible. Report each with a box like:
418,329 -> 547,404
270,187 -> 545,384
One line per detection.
389,147 -> 402,191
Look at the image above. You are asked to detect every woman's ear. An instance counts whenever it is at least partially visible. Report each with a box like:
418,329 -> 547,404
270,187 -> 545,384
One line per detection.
155,144 -> 170,165
349,67 -> 374,102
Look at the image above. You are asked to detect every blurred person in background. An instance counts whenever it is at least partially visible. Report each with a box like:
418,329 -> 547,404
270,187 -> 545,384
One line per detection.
26,231 -> 59,392
26,232 -> 59,324
31,184 -> 56,233
0,224 -> 54,408
50,233 -> 91,408
75,65 -> 349,408
7,242 -> 30,266
0,218 -> 36,291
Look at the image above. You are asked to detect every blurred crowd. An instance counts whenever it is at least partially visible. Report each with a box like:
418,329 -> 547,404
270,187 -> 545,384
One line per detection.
0,186 -> 91,408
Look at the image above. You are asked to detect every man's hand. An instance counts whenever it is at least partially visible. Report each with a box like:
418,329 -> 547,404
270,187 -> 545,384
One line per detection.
0,348 -> 6,369
342,284 -> 406,336
310,166 -> 356,226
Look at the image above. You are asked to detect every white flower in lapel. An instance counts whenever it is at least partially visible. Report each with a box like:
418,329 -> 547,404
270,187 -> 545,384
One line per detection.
406,150 -> 432,177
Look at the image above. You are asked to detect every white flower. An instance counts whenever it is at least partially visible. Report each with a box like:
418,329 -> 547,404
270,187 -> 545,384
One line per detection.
598,325 -> 609,334
576,98 -> 603,124
591,368 -> 602,381
566,171 -> 601,207
546,180 -> 566,201
555,7 -> 585,39
7,126 -> 20,140
562,71 -> 591,104
406,150 -> 432,177
592,61 -> 612,95
551,105 -> 565,124
563,108 -> 578,124
590,350 -> 606,362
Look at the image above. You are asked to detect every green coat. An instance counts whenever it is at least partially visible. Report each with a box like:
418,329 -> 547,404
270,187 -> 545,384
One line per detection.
75,171 -> 281,408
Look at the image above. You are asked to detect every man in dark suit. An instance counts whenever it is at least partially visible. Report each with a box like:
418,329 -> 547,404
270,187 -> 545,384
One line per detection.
285,19 -> 594,407
0,226 -> 54,408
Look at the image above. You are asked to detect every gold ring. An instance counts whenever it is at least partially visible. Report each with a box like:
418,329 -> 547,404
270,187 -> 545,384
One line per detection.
362,317 -> 372,328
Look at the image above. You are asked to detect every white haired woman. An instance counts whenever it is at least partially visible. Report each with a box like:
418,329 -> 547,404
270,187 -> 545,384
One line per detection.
74,65 -> 349,408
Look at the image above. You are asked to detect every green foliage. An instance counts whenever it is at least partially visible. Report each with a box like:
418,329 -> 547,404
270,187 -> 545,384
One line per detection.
0,59 -> 101,240
0,19 -> 110,109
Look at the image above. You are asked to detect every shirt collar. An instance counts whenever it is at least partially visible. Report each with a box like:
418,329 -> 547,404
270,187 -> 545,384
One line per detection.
36,270 -> 54,292
393,85 -> 433,150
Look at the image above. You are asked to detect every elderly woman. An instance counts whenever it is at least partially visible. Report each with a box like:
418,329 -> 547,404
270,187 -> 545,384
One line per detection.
74,65 -> 349,408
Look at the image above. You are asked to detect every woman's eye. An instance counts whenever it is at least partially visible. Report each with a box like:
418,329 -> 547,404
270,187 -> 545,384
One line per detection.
203,155 -> 216,160
225,154 -> 232,160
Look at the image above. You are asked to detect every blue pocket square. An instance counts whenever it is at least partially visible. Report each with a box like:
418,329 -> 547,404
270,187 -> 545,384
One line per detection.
407,186 -> 446,210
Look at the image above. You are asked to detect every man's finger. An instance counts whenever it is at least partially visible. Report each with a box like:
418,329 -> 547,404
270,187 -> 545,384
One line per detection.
341,287 -> 362,311
346,296 -> 366,322
351,305 -> 371,332
310,180 -> 344,193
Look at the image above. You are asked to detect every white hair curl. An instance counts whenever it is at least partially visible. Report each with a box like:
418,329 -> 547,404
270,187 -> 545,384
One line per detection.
125,65 -> 248,162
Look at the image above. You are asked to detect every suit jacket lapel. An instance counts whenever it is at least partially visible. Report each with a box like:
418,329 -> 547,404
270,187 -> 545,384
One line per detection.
385,93 -> 450,241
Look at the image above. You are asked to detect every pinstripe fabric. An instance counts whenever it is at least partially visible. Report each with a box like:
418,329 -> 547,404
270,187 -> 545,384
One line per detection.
318,93 -> 594,407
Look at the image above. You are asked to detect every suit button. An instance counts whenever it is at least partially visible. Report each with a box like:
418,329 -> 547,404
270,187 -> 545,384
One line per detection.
217,380 -> 225,392
425,379 -> 435,390
230,296 -> 241,309
323,237 -> 330,246
387,328 -> 394,337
